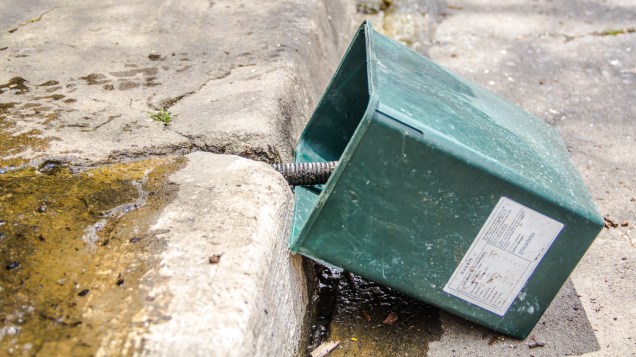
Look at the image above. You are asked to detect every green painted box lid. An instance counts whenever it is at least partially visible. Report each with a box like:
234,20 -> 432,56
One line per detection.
290,21 -> 603,338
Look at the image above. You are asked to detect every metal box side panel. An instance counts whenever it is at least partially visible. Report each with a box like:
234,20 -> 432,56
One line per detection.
290,21 -> 603,339
369,29 -> 602,226
296,111 -> 603,338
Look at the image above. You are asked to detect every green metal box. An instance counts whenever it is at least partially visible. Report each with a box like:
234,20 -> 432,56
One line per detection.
290,22 -> 603,339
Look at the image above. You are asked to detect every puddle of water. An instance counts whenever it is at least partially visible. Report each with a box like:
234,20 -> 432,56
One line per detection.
0,157 -> 185,356
303,264 -> 442,356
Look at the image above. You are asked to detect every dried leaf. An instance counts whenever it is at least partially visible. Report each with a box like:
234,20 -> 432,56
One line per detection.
604,216 -> 619,228
208,254 -> 222,264
383,311 -> 398,325
361,310 -> 372,322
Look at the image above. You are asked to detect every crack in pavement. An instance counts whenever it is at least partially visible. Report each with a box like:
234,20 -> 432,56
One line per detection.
151,75 -> 214,111
541,27 -> 636,43
439,27 -> 636,44
155,62 -> 256,110
152,62 -> 289,164
7,7 -> 58,33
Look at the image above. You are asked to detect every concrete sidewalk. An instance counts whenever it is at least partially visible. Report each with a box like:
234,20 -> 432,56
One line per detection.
1,0 -> 634,356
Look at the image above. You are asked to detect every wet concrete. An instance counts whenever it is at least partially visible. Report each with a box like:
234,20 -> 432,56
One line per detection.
303,264 -> 442,356
0,157 -> 184,356
327,276 -> 441,356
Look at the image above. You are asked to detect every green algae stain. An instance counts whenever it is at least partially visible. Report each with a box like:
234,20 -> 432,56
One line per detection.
36,81 -> 59,87
34,94 -> 65,101
0,157 -> 185,356
0,77 -> 30,95
1,77 -> 76,168
0,101 -> 50,168
79,74 -> 109,86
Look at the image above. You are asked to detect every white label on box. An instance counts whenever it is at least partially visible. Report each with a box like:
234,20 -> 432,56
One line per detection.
443,197 -> 564,316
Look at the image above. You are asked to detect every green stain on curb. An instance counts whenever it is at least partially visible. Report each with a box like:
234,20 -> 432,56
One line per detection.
0,157 -> 185,355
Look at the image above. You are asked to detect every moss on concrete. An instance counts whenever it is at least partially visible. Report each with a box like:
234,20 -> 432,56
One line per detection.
0,101 -> 50,168
0,157 -> 185,355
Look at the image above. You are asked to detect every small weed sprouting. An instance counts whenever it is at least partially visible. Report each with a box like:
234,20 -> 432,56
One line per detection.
596,27 -> 635,36
149,109 -> 172,126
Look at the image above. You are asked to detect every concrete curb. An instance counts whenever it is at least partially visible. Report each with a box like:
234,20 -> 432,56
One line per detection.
123,152 -> 302,357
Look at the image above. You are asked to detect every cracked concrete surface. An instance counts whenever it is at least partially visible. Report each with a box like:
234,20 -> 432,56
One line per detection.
1,0 -> 354,356
0,0 -> 352,164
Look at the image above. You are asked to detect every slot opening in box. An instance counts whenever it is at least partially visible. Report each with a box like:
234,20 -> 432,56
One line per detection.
291,24 -> 372,248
